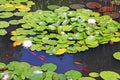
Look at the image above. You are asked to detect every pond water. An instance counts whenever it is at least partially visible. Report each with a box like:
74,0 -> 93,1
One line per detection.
0,0 -> 120,78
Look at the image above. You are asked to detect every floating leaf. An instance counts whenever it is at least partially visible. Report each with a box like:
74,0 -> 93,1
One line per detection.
113,52 -> 120,60
0,21 -> 9,28
0,29 -> 7,36
41,63 -> 57,72
89,72 -> 99,77
100,71 -> 120,80
65,70 -> 82,80
0,12 -> 14,18
9,20 -> 20,25
14,12 -> 28,17
0,63 -> 6,69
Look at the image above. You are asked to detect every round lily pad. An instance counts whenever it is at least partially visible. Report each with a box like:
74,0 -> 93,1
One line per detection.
0,21 -> 9,28
99,6 -> 114,12
9,20 -> 20,25
41,63 -> 57,72
65,70 -> 82,80
113,52 -> 120,60
89,72 -> 99,77
0,29 -> 7,36
14,12 -> 28,17
47,5 -> 60,10
100,71 -> 120,80
69,4 -> 85,9
0,12 -> 14,18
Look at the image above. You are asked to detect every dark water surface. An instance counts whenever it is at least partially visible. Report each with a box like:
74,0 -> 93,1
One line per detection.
0,0 -> 120,77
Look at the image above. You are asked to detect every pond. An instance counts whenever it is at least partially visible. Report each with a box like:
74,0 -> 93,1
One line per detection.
0,0 -> 120,80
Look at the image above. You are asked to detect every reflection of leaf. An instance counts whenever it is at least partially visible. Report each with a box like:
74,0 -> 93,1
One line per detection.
47,5 -> 60,10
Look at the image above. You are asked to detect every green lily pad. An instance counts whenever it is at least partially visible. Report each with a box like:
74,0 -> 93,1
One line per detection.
0,21 -> 9,28
0,12 -> 14,18
47,5 -> 60,10
0,62 -> 6,69
0,29 -> 7,36
9,20 -> 20,25
89,72 -> 99,77
41,63 -> 57,72
113,52 -> 120,60
14,12 -> 28,17
100,71 -> 120,80
65,70 -> 82,80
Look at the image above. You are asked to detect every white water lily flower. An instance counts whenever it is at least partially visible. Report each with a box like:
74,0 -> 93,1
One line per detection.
88,18 -> 96,24
33,70 -> 43,74
2,72 -> 9,80
22,40 -> 32,48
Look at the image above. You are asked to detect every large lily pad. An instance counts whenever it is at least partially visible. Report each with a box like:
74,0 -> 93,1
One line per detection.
100,71 -> 120,80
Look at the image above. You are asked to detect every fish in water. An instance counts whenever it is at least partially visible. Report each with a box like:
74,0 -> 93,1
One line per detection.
5,53 -> 11,58
31,51 -> 37,56
80,67 -> 90,73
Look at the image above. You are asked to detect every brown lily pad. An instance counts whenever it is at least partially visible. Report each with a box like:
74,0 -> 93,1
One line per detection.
69,4 -> 85,9
99,6 -> 114,12
103,12 -> 120,19
86,2 -> 102,9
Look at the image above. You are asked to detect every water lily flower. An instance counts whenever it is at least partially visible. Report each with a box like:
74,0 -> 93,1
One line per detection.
22,40 -> 32,48
88,18 -> 96,24
2,72 -> 9,80
55,48 -> 67,55
33,70 -> 43,74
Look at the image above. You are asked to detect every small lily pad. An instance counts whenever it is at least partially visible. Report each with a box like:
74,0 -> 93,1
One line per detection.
89,72 -> 99,77
113,52 -> 120,60
9,20 -> 20,25
0,29 -> 7,36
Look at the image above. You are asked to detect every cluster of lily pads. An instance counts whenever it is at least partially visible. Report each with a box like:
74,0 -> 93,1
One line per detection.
0,0 -> 35,36
10,6 -> 120,55
0,61 -> 120,80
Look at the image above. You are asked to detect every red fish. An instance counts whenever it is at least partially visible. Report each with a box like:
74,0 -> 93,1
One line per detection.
39,55 -> 45,60
80,67 -> 90,73
31,51 -> 36,56
5,54 -> 11,58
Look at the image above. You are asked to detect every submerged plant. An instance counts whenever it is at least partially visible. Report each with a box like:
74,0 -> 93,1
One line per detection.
10,6 -> 120,55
